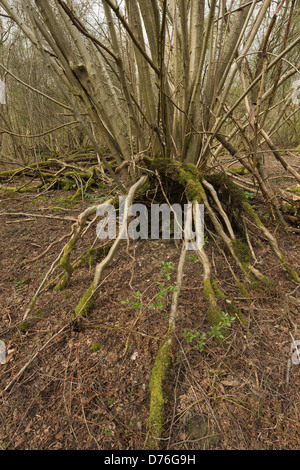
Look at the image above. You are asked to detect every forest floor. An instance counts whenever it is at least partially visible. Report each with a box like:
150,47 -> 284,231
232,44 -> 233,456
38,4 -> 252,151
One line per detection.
0,151 -> 300,450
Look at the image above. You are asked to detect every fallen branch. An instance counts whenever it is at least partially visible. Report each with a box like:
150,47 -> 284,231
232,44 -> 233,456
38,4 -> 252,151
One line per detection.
0,212 -> 77,222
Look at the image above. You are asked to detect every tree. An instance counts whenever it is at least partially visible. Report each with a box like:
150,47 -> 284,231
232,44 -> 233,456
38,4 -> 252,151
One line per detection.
1,0 -> 299,447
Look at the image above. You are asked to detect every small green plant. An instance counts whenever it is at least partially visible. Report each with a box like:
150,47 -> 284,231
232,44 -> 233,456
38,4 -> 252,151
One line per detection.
184,312 -> 236,351
176,348 -> 183,361
187,254 -> 199,263
183,329 -> 207,351
121,291 -> 143,310
121,261 -> 179,317
84,193 -> 109,205
0,441 -> 8,450
183,328 -> 200,343
160,261 -> 174,280
219,311 -> 236,328
208,324 -> 225,340
208,312 -> 236,340
187,240 -> 208,264
244,191 -> 256,200
149,262 -> 180,315
195,333 -> 207,352
14,278 -> 31,293
149,282 -> 179,310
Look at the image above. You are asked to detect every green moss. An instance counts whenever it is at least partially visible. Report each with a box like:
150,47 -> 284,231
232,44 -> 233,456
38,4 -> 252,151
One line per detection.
231,239 -> 251,270
54,240 -> 75,291
145,156 -> 205,202
18,321 -> 30,333
64,292 -> 73,299
87,165 -> 97,176
62,180 -> 73,191
97,183 -> 108,190
34,309 -> 43,318
0,184 -> 43,193
206,172 -> 247,204
71,188 -> 82,202
207,305 -> 224,329
54,271 -> 72,291
64,170 -> 91,180
242,201 -> 264,227
249,273 -> 272,290
203,278 -> 223,325
40,172 -> 56,180
237,280 -> 250,297
146,339 -> 172,450
205,172 -> 247,234
227,166 -> 249,175
56,195 -> 79,209
228,301 -> 248,327
136,181 -> 150,197
185,179 -> 205,203
74,282 -> 95,318
283,203 -> 295,214
90,342 -> 102,353
280,254 -> 299,282
288,185 -> 300,196
0,168 -> 22,177
211,278 -> 227,300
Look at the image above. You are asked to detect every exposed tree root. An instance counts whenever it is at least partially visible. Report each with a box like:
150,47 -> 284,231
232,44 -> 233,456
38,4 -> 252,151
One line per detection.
145,339 -> 172,450
146,242 -> 187,450
16,159 -> 298,451
243,201 -> 299,282
53,201 -> 114,291
22,201 -> 113,320
74,176 -> 147,318
22,158 -> 298,324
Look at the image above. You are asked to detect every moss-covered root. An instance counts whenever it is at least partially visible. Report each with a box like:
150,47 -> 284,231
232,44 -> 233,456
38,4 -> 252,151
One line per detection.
192,201 -> 223,326
55,244 -> 113,291
74,282 -> 96,318
54,202 -> 111,291
243,201 -> 299,282
54,246 -> 89,291
203,277 -> 224,326
54,240 -> 75,291
146,156 -> 205,202
288,185 -> 300,196
74,176 -> 148,318
211,278 -> 248,327
0,183 -> 43,193
231,238 -> 270,285
145,339 -> 172,450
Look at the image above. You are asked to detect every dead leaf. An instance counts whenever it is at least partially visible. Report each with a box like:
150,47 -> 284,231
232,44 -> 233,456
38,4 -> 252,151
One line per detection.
221,377 -> 240,387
